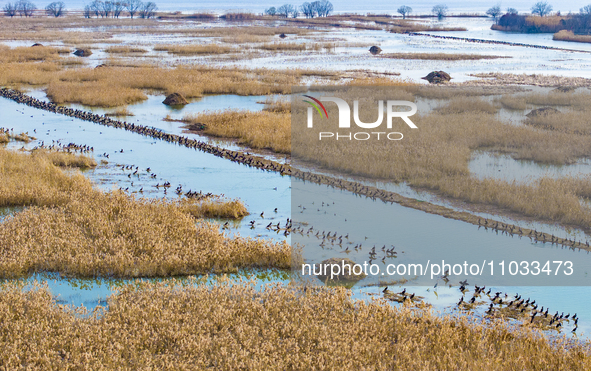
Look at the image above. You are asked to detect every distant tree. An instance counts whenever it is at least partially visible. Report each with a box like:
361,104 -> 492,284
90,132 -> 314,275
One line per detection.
17,0 -> 36,17
112,1 -> 125,17
264,6 -> 276,16
101,0 -> 112,17
432,4 -> 448,20
300,2 -> 315,18
89,0 -> 100,17
45,1 -> 65,17
581,4 -> 591,15
506,7 -> 518,15
291,5 -> 299,18
531,1 -> 552,16
277,4 -> 295,17
314,0 -> 333,16
83,4 -> 91,17
3,2 -> 17,17
397,5 -> 412,19
125,0 -> 142,18
486,4 -> 502,23
138,1 -> 157,18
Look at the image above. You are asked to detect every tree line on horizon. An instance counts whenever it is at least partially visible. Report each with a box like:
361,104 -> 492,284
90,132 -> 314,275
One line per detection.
264,0 -> 333,18
2,0 -> 157,18
3,0 -> 590,22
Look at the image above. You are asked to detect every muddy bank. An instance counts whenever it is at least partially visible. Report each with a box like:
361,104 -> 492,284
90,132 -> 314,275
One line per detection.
1,88 -> 589,250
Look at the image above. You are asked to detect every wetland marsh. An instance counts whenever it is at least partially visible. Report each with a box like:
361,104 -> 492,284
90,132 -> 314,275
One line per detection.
3,6 -> 591,368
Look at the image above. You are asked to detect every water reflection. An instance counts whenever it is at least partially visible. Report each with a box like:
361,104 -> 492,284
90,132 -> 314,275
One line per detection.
470,151 -> 591,183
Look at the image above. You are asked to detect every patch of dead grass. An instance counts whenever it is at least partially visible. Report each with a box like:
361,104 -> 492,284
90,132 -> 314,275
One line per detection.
0,280 -> 589,369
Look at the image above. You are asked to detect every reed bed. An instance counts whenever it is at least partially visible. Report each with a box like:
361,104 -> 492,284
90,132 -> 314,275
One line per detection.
183,110 -> 291,154
47,80 -> 149,107
0,128 -> 36,143
221,34 -> 270,44
381,52 -> 510,61
0,61 -> 62,86
262,97 -> 291,113
553,30 -> 591,43
525,15 -> 566,29
7,64 -> 327,106
43,66 -> 288,106
153,44 -> 235,55
436,97 -> 498,114
104,46 -> 148,54
0,147 -> 287,278
131,26 -> 312,38
258,42 -> 307,51
0,191 -> 286,278
524,91 -> 590,107
0,146 -> 96,208
289,89 -> 591,230
498,94 -> 527,110
158,12 -> 218,20
104,107 -> 135,117
524,110 -> 591,135
0,281 -> 589,369
179,198 -> 249,219
220,12 -> 263,21
32,149 -> 98,168
0,45 -> 69,63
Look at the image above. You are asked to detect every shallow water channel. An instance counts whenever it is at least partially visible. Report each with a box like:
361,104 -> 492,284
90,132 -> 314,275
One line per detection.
3,95 -> 591,339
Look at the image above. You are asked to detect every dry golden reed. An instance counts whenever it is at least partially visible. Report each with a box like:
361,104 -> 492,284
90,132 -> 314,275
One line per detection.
183,110 -> 291,153
153,44 -> 235,55
33,149 -> 98,168
0,147 -> 286,278
0,280 -> 589,369
0,191 -> 287,278
498,94 -> 527,110
553,30 -> 591,43
104,107 -> 135,117
290,88 -> 591,231
524,91 -> 589,107
436,97 -> 498,114
31,65 -> 321,107
178,198 -> 249,219
104,46 -> 148,54
0,146 -> 93,207
0,45 -> 69,63
258,42 -> 307,51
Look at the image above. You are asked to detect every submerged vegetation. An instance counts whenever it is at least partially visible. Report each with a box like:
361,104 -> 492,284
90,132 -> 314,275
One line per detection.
0,280 -> 590,369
